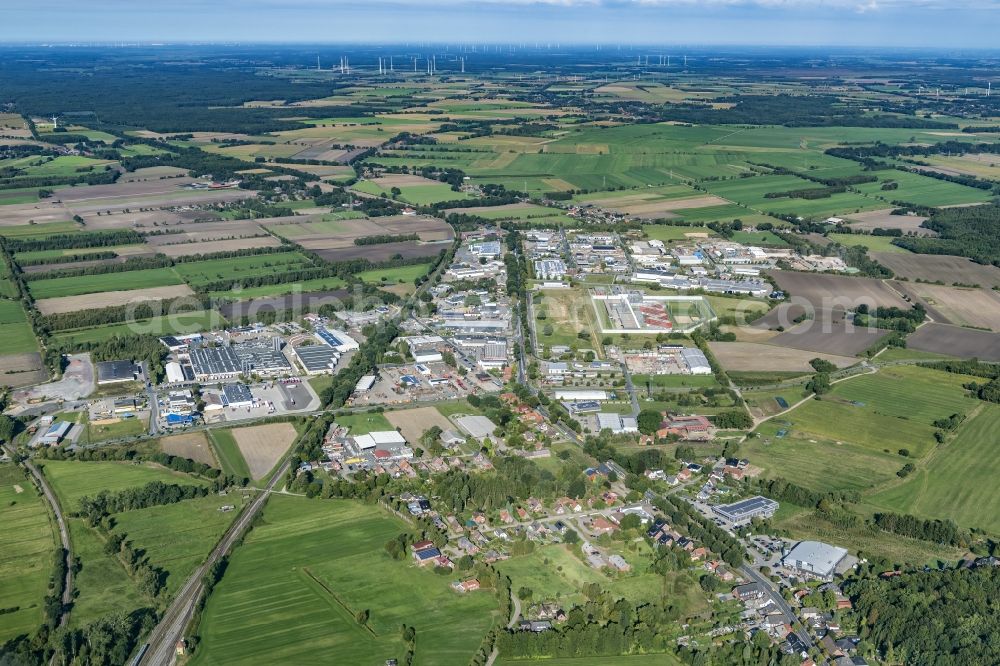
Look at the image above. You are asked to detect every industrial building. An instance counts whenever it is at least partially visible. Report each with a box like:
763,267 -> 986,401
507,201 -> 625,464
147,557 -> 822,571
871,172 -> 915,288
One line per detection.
222,384 -> 254,409
292,345 -> 340,375
96,360 -> 139,385
534,259 -> 567,280
595,413 -> 639,434
354,375 -> 377,393
318,328 -> 360,353
189,346 -> 243,381
781,541 -> 849,581
167,390 -> 196,415
189,340 -> 292,380
477,341 -> 508,370
712,496 -> 779,524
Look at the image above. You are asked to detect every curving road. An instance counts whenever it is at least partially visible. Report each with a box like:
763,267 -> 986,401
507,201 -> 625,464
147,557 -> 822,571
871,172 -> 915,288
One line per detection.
4,445 -> 73,629
138,457 -> 290,666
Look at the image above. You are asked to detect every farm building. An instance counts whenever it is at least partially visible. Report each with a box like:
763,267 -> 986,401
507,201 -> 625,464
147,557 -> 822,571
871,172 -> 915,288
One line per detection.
38,421 -> 72,446
455,415 -> 499,441
781,541 -> 849,581
96,360 -> 140,385
712,496 -> 779,524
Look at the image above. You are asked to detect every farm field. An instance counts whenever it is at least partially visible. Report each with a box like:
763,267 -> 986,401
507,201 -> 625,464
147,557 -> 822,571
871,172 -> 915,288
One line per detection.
906,323 -> 1000,361
893,283 -> 1000,331
852,169 -> 992,207
172,252 -> 315,287
769,270 -> 910,311
204,276 -> 346,300
110,493 -> 246,595
27,267 -> 184,299
703,174 -> 880,217
385,406 -> 453,444
708,341 -> 858,372
0,299 -> 39,354
864,405 -> 1000,533
49,309 -> 227,345
870,252 -> 1000,289
0,464 -> 57,643
40,459 -> 207,511
642,224 -> 715,242
750,366 -> 977,460
207,429 -> 251,480
159,432 -> 217,467
498,655 -> 683,666
66,517 -> 146,627
190,497 -> 499,666
352,174 -> 470,205
357,262 -> 432,285
230,422 -> 297,479
826,233 -> 910,253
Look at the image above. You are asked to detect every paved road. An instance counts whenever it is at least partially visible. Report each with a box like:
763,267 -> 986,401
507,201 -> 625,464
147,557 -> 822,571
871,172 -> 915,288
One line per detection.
138,457 -> 291,666
4,445 -> 73,629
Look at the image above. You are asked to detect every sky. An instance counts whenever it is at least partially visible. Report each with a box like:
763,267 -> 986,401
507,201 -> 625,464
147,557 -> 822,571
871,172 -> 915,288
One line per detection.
1,0 -> 999,49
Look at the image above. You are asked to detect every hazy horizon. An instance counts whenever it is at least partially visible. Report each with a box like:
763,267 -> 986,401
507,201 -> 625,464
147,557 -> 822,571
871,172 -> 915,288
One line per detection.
2,1 -> 999,49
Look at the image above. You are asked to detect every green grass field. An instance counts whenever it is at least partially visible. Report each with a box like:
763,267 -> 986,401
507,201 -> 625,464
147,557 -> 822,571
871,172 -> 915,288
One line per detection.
352,179 -> 470,205
204,276 -> 346,300
190,497 -> 499,666
28,267 -> 184,299
0,299 -> 38,353
110,493 -> 246,596
40,460 -> 207,513
642,224 -> 715,241
632,374 -> 720,389
498,654 -> 683,666
357,263 -> 432,285
77,415 -> 148,445
729,230 -> 788,246
14,244 -> 147,263
865,404 -> 1000,533
334,411 -> 394,434
826,233 -> 910,253
174,253 -> 315,288
207,429 -> 251,480
0,221 -> 81,239
66,517 -> 147,627
0,465 -> 57,642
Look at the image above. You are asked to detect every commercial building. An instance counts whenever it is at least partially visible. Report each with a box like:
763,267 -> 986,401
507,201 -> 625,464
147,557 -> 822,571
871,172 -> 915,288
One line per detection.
354,375 -> 377,393
39,421 -> 72,445
781,541 -> 849,581
712,496 -> 779,524
167,390 -> 196,415
553,389 -> 608,401
680,348 -> 712,375
189,341 -> 292,380
477,341 -> 508,370
165,362 -> 187,384
96,360 -> 139,385
455,415 -> 499,441
189,346 -> 243,381
595,413 -> 639,434
534,259 -> 567,280
353,430 -> 407,450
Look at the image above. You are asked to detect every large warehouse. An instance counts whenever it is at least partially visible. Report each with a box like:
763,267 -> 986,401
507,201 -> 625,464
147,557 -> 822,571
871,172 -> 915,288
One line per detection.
712,496 -> 779,524
781,541 -> 849,581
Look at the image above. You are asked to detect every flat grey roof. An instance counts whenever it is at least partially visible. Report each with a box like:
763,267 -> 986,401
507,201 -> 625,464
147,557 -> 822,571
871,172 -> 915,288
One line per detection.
294,345 -> 338,372
714,496 -> 778,519
96,360 -> 137,382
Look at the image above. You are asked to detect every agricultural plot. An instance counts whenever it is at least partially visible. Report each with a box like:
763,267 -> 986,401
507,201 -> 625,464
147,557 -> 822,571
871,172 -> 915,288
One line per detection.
110,493 -> 245,595
643,224 -> 716,242
905,323 -> 1000,361
159,432 -> 217,467
572,184 -> 727,218
352,174 -> 470,205
207,429 -> 251,480
852,170 -> 991,207
190,497 -> 499,666
66,517 -> 145,627
703,174 -> 880,217
27,267 -> 184,299
916,153 -> 1000,180
769,270 -> 909,312
708,342 -> 857,373
40,459 -> 207,512
844,209 -> 931,235
0,352 -> 48,388
205,277 -> 347,301
384,406 -> 453,444
50,309 -> 227,346
753,366 -> 977,460
34,284 -> 196,315
892,283 -> 1000,331
357,263 -> 432,285
0,299 -> 39,354
865,405 -> 1000,533
825,233 -> 909,253
870,252 -> 1000,289
0,465 -> 58,643
172,252 -> 315,288
156,236 -> 282,257
230,423 -> 297,480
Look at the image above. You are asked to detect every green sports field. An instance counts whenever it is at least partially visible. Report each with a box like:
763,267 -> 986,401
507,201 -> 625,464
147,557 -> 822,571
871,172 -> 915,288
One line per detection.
864,404 -> 1000,533
190,497 -> 500,666
0,465 -> 58,643
28,267 -> 184,299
